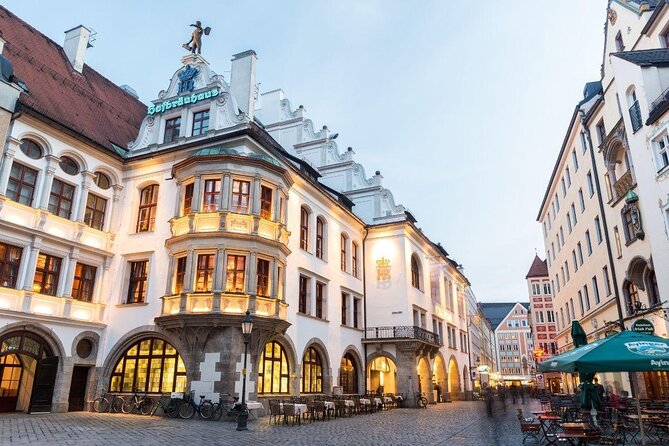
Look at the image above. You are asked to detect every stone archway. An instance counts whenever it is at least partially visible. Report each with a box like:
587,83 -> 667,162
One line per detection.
417,356 -> 432,400
448,356 -> 461,400
368,354 -> 398,395
433,354 -> 447,401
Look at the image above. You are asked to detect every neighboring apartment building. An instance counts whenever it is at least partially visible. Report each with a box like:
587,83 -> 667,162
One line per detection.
466,288 -> 497,391
525,255 -> 561,394
537,0 -> 669,398
480,302 -> 533,385
0,7 -> 473,413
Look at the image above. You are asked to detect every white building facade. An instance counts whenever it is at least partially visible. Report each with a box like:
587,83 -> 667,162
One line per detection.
0,7 -> 472,413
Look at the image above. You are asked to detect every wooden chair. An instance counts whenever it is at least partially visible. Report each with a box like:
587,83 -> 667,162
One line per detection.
268,399 -> 283,425
335,399 -> 350,418
314,400 -> 328,420
283,403 -> 300,426
518,418 -> 542,445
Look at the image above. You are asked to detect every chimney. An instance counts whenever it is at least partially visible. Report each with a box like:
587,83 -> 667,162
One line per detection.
230,50 -> 257,118
63,25 -> 92,73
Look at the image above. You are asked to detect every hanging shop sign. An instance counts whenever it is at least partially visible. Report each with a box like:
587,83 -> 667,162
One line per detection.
631,319 -> 655,335
147,87 -> 219,115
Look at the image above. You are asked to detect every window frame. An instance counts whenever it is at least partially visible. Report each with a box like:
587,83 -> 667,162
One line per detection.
301,347 -> 323,393
315,217 -> 324,259
33,253 -> 62,296
300,207 -> 310,251
260,185 -> 273,220
0,242 -> 22,288
202,179 -> 221,213
256,258 -> 270,297
71,262 -> 97,302
7,162 -> 38,206
230,179 -> 251,214
126,260 -> 149,304
194,253 -> 215,293
136,185 -> 159,233
163,116 -> 181,143
258,341 -> 290,395
84,192 -> 107,231
191,109 -> 210,136
224,254 -> 246,293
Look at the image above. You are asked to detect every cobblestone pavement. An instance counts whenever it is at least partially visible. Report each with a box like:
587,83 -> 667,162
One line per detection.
0,400 -> 538,446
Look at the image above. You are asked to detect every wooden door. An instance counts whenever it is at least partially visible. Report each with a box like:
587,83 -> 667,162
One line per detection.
28,356 -> 58,413
67,366 -> 89,411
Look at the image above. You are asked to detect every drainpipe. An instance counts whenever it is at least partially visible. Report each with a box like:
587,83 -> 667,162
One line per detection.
580,112 -> 625,329
362,227 -> 369,394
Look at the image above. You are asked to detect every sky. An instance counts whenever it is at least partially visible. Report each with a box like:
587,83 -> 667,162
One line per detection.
4,0 -> 608,302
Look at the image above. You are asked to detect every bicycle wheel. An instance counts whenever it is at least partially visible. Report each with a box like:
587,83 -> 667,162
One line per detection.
121,399 -> 135,414
93,397 -> 109,413
167,400 -> 181,418
111,396 -> 124,413
199,401 -> 214,420
179,402 -> 196,419
209,403 -> 223,421
140,398 -> 154,416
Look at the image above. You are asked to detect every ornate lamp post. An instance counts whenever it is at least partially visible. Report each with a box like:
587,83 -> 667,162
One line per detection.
236,310 -> 254,431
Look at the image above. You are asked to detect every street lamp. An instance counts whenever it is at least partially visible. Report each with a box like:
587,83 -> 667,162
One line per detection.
236,310 -> 254,431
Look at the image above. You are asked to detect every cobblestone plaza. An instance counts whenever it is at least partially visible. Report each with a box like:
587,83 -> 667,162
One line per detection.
0,401 -> 534,446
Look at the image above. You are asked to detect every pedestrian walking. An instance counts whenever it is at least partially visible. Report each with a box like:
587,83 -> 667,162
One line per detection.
510,384 -> 518,404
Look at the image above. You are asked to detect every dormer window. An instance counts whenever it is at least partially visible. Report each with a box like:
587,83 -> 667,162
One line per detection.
192,110 -> 210,136
164,117 -> 181,143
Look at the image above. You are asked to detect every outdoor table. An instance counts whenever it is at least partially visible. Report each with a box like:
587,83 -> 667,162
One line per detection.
556,431 -> 591,446
344,399 -> 354,407
624,414 -> 660,444
532,410 -> 548,416
280,402 -> 308,416
324,401 -> 335,411
374,397 -> 382,407
538,415 -> 562,445
359,398 -> 371,406
383,396 -> 393,404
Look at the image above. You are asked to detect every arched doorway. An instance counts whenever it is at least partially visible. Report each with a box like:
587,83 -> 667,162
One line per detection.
417,357 -> 431,397
0,331 -> 57,413
448,357 -> 460,400
369,355 -> 397,394
339,353 -> 359,394
433,354 -> 447,401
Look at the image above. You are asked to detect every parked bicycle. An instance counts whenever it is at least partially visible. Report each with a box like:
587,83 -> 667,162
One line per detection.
210,393 -> 242,421
121,388 -> 154,415
178,391 -> 214,419
92,386 -> 124,413
149,393 -> 180,418
415,392 -> 428,408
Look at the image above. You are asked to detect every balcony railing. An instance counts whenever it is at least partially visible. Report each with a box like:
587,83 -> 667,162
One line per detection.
169,211 -> 289,245
629,101 -> 643,132
364,325 -> 442,346
161,292 -> 288,320
612,170 -> 634,202
0,287 -> 106,323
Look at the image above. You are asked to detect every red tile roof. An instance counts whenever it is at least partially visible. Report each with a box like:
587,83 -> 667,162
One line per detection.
525,254 -> 548,279
0,6 -> 145,155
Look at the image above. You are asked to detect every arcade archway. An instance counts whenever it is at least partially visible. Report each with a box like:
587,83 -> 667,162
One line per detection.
448,356 -> 461,400
369,355 -> 397,394
0,331 -> 57,413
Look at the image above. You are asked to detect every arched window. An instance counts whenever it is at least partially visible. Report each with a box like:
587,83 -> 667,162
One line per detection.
300,207 -> 309,251
316,217 -> 325,259
352,242 -> 359,278
136,185 -> 159,232
301,347 -> 323,393
19,139 -> 43,160
646,270 -> 660,307
109,338 -> 187,393
94,172 -> 111,189
411,255 -> 421,289
626,281 -> 640,315
258,341 -> 289,394
59,156 -> 79,176
339,353 -> 358,394
0,354 -> 22,399
340,233 -> 348,272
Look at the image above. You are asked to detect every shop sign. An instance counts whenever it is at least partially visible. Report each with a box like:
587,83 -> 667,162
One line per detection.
631,319 -> 654,335
147,87 -> 219,115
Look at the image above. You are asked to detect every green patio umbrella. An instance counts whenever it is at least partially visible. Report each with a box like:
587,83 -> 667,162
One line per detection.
569,321 -> 600,411
538,330 -> 669,446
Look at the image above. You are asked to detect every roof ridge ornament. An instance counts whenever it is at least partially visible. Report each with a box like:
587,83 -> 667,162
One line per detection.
182,20 -> 211,55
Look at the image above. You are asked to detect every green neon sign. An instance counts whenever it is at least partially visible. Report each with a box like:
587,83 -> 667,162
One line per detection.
147,87 -> 219,115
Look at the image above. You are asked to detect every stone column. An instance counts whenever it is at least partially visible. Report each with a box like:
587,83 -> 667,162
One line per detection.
108,184 -> 123,233
221,172 -> 231,211
251,176 -> 261,216
164,254 -> 176,295
0,145 -> 16,195
396,343 -> 419,407
273,187 -> 282,223
21,237 -> 41,292
270,258 -> 278,299
191,175 -> 202,213
173,180 -> 182,217
37,156 -> 58,210
246,252 -> 257,295
213,247 -> 224,293
60,248 -> 79,298
74,171 -> 95,222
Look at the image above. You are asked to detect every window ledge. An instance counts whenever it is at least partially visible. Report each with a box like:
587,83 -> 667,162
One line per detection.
340,324 -> 364,332
116,302 -> 149,308
297,312 -> 329,323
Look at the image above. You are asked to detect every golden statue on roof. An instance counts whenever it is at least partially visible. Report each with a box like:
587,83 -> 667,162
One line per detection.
182,21 -> 211,55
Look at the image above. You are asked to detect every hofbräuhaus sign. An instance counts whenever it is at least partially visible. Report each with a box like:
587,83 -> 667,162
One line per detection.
147,87 -> 219,115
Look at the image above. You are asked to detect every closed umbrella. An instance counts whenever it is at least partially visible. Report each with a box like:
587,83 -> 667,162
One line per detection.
538,330 -> 669,445
569,321 -> 600,413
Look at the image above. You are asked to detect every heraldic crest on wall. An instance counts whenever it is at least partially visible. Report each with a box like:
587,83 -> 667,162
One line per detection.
178,65 -> 199,93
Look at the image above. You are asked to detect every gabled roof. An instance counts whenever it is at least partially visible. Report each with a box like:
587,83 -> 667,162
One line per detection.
0,6 -> 146,154
612,48 -> 669,67
480,302 -> 529,330
526,255 -> 548,279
